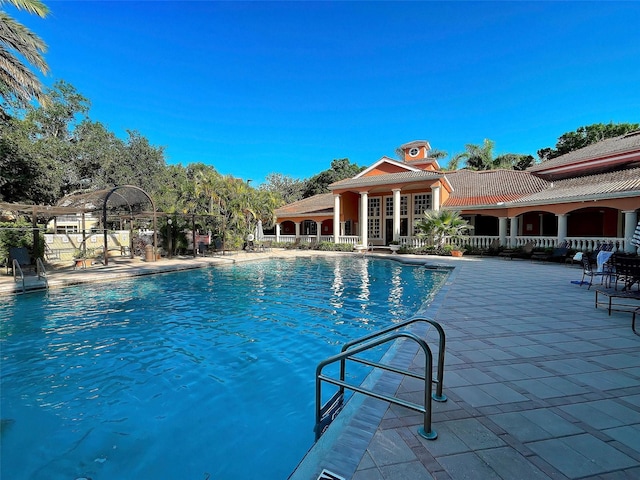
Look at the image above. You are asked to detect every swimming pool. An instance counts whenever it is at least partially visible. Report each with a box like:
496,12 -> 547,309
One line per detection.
0,256 -> 448,479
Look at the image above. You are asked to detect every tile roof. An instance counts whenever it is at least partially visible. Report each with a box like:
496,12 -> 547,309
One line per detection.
443,169 -> 549,207
529,130 -> 640,172
330,170 -> 443,189
274,192 -> 334,217
510,166 -> 640,205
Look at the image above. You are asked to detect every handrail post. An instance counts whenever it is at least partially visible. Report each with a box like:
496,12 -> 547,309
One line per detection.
419,332 -> 436,440
12,259 -> 25,293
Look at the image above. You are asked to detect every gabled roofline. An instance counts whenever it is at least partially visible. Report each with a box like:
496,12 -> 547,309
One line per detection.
354,156 -> 421,179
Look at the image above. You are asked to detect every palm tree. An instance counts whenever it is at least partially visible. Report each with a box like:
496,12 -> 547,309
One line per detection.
458,139 -> 496,171
0,0 -> 49,111
415,210 -> 473,248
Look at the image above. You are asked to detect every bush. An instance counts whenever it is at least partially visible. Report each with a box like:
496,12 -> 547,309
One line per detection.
0,220 -> 45,262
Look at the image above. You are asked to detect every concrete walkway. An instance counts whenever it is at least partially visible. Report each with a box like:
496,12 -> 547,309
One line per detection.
294,256 -> 640,480
3,252 -> 639,479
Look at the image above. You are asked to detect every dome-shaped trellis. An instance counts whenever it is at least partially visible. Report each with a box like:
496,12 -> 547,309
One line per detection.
56,185 -> 157,265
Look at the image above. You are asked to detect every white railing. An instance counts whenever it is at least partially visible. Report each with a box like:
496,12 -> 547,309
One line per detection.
337,236 -> 360,245
565,237 -> 625,253
268,234 -> 636,253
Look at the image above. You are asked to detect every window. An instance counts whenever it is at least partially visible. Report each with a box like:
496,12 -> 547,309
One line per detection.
368,218 -> 380,238
385,195 -> 408,217
412,194 -> 432,234
368,198 -> 381,239
413,194 -> 431,215
385,197 -> 394,217
368,197 -> 380,217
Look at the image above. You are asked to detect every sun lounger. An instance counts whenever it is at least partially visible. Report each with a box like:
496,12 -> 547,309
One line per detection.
499,241 -> 534,260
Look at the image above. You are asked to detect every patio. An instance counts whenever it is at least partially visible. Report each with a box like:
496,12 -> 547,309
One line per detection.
292,255 -> 640,480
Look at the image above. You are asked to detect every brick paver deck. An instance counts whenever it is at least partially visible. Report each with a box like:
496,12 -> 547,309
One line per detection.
293,256 -> 640,480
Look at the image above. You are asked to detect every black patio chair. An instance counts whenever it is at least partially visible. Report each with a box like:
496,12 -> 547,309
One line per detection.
580,255 -> 610,289
6,247 -> 33,275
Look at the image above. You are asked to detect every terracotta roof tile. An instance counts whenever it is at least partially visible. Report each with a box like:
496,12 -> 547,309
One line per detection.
443,169 -> 549,207
529,130 -> 640,172
511,166 -> 640,205
274,193 -> 334,217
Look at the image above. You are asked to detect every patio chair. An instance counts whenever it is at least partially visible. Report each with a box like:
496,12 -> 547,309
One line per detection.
580,255 -> 610,289
610,256 -> 640,291
6,247 -> 33,275
480,238 -> 500,256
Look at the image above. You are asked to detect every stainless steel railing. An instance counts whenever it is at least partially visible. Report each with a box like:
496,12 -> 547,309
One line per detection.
314,317 -> 446,442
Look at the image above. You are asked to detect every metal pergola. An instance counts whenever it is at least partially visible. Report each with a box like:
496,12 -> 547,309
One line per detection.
1,185 -> 157,266
1,186 -> 229,266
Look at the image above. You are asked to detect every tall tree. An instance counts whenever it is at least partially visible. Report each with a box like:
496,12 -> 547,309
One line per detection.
447,139 -> 535,171
454,139 -> 496,171
493,153 -> 535,171
302,158 -> 365,198
538,122 -> 639,161
0,0 -> 49,114
260,172 -> 304,204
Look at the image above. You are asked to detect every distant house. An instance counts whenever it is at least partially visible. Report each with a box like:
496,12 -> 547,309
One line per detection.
274,133 -> 640,253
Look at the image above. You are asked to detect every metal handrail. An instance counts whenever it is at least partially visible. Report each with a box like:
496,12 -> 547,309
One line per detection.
36,257 -> 49,287
315,330 -> 438,442
12,259 -> 25,293
340,317 -> 447,402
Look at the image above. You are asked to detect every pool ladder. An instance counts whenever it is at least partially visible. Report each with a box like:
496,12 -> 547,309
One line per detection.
314,317 -> 446,441
11,258 -> 48,293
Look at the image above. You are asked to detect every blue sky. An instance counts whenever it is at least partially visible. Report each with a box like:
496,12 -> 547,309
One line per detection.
14,1 -> 640,184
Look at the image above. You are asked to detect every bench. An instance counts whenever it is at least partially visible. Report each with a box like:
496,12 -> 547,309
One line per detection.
595,288 -> 640,315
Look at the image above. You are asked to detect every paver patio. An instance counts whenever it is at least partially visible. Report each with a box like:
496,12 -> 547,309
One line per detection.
293,255 -> 640,480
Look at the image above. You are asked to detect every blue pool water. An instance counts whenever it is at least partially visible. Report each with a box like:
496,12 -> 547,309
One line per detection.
0,256 -> 448,480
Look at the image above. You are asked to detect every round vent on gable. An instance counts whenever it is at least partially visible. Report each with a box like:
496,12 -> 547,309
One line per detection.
409,147 -> 420,157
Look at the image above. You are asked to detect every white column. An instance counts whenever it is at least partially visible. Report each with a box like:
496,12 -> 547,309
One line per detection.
333,194 -> 341,243
360,191 -> 368,246
316,221 -> 322,242
623,210 -> 638,253
275,223 -> 281,242
392,188 -> 401,242
499,217 -> 508,246
431,185 -> 441,211
557,214 -> 568,245
340,221 -> 346,236
509,216 -> 519,247
294,222 -> 300,239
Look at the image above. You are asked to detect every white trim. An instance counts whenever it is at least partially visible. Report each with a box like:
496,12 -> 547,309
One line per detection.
354,156 -> 422,179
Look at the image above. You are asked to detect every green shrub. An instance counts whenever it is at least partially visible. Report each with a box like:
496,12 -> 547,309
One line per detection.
0,221 -> 45,262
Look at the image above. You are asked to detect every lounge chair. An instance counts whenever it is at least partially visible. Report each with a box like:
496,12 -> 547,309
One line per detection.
6,247 -> 33,275
531,244 -> 569,262
499,241 -> 534,260
480,239 -> 500,256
